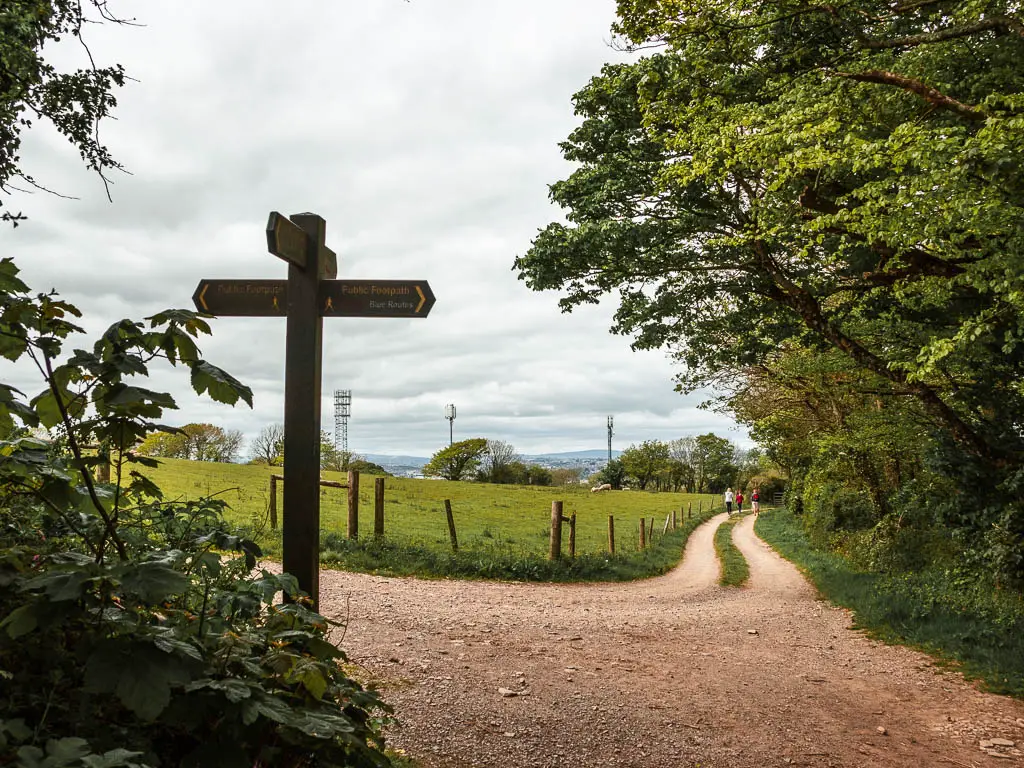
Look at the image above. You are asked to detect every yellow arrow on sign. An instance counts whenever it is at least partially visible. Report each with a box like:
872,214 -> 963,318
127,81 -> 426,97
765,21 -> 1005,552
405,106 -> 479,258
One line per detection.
197,283 -> 210,312
415,285 -> 426,313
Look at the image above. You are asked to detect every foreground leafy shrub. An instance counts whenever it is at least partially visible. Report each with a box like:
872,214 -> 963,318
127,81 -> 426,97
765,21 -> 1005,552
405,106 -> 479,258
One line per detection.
0,259 -> 391,766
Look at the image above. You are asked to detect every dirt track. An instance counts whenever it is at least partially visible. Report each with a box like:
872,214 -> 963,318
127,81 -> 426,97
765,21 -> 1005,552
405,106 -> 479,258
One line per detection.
316,512 -> 1024,766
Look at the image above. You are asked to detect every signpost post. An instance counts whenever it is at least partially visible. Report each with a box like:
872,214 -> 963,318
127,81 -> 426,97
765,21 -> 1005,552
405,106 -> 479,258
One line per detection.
193,211 -> 435,609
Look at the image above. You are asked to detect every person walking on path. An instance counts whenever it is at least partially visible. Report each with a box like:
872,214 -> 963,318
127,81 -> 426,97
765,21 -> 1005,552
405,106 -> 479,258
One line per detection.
735,490 -> 745,514
751,488 -> 760,515
724,487 -> 734,515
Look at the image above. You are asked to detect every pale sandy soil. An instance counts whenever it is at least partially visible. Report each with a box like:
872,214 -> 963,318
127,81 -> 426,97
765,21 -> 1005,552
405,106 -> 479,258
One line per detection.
306,512 -> 1024,767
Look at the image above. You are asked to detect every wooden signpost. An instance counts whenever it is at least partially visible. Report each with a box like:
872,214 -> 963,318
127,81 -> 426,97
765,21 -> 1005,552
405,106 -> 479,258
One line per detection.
192,211 -> 435,608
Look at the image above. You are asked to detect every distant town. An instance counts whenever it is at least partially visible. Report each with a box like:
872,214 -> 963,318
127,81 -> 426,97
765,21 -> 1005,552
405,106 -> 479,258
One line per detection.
363,450 -> 622,480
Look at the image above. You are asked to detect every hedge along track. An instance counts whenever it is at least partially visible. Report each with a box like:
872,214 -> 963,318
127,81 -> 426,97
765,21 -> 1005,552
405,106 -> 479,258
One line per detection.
714,511 -> 751,586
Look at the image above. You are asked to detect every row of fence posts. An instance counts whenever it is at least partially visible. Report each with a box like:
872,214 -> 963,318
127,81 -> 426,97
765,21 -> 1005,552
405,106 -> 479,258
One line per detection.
267,471 -> 714,559
548,496 -> 712,560
269,469 -> 384,540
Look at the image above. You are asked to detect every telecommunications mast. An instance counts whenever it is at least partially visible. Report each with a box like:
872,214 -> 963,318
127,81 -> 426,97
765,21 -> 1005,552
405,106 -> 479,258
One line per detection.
445,404 -> 457,446
607,415 -> 614,463
334,390 -> 352,457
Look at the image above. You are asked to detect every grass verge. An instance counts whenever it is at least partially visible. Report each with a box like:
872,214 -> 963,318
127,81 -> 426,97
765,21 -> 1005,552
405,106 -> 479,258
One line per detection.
755,509 -> 1024,697
714,513 -> 749,587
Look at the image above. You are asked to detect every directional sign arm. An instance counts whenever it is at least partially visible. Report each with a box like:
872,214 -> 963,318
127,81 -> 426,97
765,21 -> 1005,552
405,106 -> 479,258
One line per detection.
319,280 -> 436,318
192,279 -> 288,316
267,212 -> 310,269
321,246 -> 338,280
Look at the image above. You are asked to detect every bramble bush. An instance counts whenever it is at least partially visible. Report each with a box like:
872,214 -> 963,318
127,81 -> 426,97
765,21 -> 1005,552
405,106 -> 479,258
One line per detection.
0,258 -> 392,767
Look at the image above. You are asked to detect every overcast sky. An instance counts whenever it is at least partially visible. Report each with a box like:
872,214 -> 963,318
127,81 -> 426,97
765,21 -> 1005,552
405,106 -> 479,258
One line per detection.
2,0 -> 749,458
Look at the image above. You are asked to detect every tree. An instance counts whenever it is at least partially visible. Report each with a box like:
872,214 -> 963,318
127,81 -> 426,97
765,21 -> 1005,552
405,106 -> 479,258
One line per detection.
523,464 -> 553,486
514,0 -> 1024,468
668,436 -> 697,492
620,440 -> 670,490
136,430 -> 188,459
551,467 -> 583,486
319,431 -> 340,471
137,423 -> 243,462
596,458 -> 627,490
479,439 -> 520,483
2,2 -> 128,224
348,458 -> 390,476
422,438 -> 488,481
692,434 -> 737,494
249,423 -> 284,465
316,437 -> 387,475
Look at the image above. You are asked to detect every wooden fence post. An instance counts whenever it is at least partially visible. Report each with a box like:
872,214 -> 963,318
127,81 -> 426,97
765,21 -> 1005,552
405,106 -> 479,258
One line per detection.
347,469 -> 360,539
444,499 -> 458,552
698,499 -> 702,516
648,517 -> 654,543
270,475 -> 279,530
672,510 -> 677,529
374,477 -> 385,538
639,516 -> 646,550
549,501 -> 564,560
688,501 -> 692,519
569,512 -> 576,559
663,513 -> 671,535
608,515 -> 615,555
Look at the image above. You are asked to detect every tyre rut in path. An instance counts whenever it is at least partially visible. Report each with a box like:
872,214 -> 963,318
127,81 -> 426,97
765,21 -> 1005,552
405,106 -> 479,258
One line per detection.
317,513 -> 1024,767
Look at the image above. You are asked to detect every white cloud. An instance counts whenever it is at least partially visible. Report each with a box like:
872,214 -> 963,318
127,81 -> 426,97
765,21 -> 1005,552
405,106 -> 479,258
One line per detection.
1,0 -> 748,457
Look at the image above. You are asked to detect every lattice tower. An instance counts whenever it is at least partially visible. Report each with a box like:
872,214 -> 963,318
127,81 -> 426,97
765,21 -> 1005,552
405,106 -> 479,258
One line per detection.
334,390 -> 352,456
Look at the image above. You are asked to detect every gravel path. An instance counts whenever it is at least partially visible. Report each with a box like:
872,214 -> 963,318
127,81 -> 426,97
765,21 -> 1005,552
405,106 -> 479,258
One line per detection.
313,512 -> 1024,766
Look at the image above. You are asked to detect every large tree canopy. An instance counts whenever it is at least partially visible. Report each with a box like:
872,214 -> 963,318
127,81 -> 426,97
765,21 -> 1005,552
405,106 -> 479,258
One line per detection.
515,0 -> 1024,465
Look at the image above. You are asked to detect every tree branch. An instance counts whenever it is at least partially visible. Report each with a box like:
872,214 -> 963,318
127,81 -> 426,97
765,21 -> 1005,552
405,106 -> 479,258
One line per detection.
750,240 -> 998,462
861,16 -> 1024,48
833,69 -> 986,121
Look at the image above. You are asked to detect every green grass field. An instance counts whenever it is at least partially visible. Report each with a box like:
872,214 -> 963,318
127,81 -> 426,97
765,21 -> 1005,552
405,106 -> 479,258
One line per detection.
140,458 -> 720,581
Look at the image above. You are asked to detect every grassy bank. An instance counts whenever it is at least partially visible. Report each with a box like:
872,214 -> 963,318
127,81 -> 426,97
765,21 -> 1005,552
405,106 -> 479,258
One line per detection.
318,505 -> 718,581
714,513 -> 749,587
141,458 -> 719,581
755,509 -> 1024,697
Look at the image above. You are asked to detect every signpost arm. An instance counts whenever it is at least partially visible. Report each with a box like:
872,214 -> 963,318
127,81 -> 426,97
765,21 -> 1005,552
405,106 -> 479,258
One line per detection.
282,213 -> 325,609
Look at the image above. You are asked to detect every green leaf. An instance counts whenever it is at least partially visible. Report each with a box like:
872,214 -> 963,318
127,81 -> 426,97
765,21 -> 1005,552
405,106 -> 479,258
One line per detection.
43,737 -> 91,765
298,666 -> 328,700
118,562 -> 188,602
104,385 -> 177,409
24,569 -> 92,601
0,604 -> 37,639
16,745 -> 45,767
1,718 -> 32,742
0,383 -> 39,428
30,389 -> 64,430
85,644 -> 194,721
190,361 -> 253,408
81,748 -> 147,768
152,634 -> 203,662
243,693 -> 296,726
185,678 -> 253,703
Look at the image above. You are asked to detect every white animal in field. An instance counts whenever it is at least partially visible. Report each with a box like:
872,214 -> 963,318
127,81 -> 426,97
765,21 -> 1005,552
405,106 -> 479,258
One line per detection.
591,483 -> 613,493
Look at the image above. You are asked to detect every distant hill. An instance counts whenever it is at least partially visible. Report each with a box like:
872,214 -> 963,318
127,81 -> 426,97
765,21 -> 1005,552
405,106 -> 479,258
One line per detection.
360,454 -> 430,468
524,450 -> 622,461
356,449 -> 620,470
